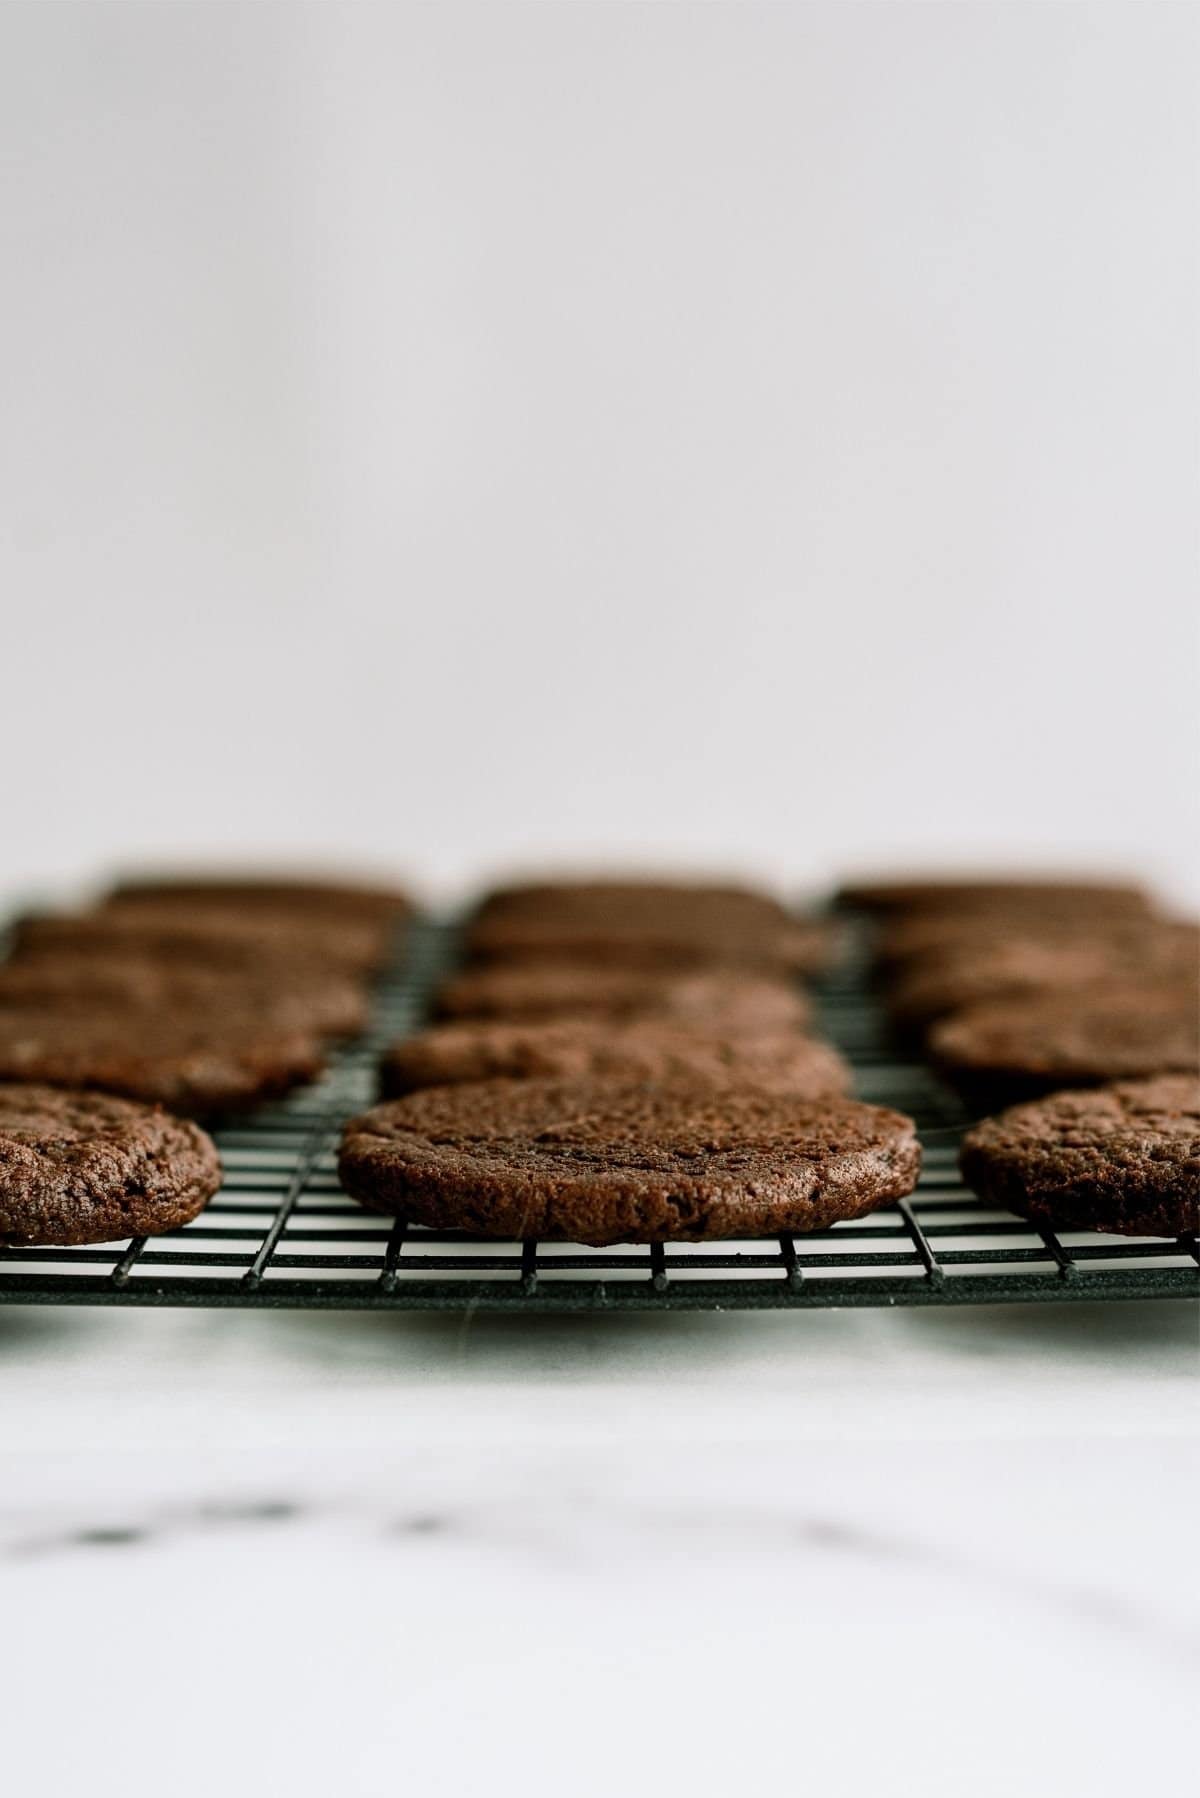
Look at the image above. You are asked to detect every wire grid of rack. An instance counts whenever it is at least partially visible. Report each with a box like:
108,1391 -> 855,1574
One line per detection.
0,918 -> 1196,1310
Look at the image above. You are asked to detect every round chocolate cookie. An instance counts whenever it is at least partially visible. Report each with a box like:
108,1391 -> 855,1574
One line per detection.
465,913 -> 830,976
338,1079 -> 921,1244
0,1008 -> 324,1117
464,883 -> 829,974
107,873 -> 411,926
887,923 -> 1199,1033
929,984 -> 1199,1106
433,963 -> 811,1031
0,1084 -> 222,1246
0,953 -> 368,1038
15,909 -> 387,978
102,889 -> 405,972
381,1020 -> 851,1099
876,909 -> 1173,974
959,1076 -> 1200,1238
837,875 -> 1150,916
474,878 -> 791,923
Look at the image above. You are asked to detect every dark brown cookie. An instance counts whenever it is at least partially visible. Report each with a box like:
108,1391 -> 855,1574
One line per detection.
381,1020 -> 851,1099
838,875 -> 1151,916
959,1076 -> 1200,1238
99,897 -> 399,970
464,900 -> 830,976
887,922 -> 1199,1033
474,878 -> 792,923
434,962 -> 811,1031
929,983 -> 1199,1106
466,880 -> 823,969
0,1083 -> 222,1246
0,952 -> 368,1038
0,1007 -> 324,1117
876,909 -> 1173,974
338,1079 -> 921,1244
14,908 -> 388,978
103,880 -> 406,970
107,872 -> 412,926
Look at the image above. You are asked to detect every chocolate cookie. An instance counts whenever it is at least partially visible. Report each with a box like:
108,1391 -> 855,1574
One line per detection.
464,900 -> 830,976
887,922 -> 1199,1033
100,898 -> 398,970
474,878 -> 792,923
929,984 -> 1199,1106
338,1079 -> 921,1244
15,909 -> 387,978
837,875 -> 1151,916
959,1076 -> 1200,1238
0,1007 -> 325,1117
107,872 -> 412,926
0,1084 -> 222,1246
103,879 -> 407,969
381,1020 -> 851,1099
434,963 -> 811,1031
876,909 -> 1173,974
0,952 -> 368,1038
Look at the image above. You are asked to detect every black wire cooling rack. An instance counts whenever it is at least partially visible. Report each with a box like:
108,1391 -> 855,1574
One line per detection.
0,920 -> 1196,1310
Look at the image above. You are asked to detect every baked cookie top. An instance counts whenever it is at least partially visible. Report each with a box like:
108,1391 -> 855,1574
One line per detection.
887,923 -> 1198,1031
465,913 -> 830,975
381,1019 -> 851,1098
0,952 -> 367,1038
930,984 -> 1199,1089
876,909 -> 1179,972
434,963 -> 811,1030
0,1083 -> 222,1246
107,873 -> 412,925
838,875 -> 1150,916
959,1076 -> 1200,1238
464,883 -> 827,974
15,908 -> 387,977
338,1078 -> 920,1244
0,1007 -> 324,1117
473,878 -> 790,922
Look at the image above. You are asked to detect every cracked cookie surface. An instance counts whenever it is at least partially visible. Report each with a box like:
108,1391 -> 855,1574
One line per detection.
959,1076 -> 1200,1238
0,1083 -> 221,1246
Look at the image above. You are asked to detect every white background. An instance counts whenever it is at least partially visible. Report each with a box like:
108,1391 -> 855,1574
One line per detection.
1,0 -> 1197,906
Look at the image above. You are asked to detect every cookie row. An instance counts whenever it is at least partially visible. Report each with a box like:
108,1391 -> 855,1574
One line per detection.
398,877 -> 843,1090
0,872 -> 412,1246
0,874 -> 411,1115
844,875 -> 1199,1238
338,876 -> 923,1245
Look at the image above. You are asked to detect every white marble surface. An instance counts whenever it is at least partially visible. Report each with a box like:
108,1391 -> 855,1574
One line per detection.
2,1299 -> 1196,1797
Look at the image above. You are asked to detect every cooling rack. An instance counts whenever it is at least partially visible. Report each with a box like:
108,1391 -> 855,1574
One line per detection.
0,920 -> 1196,1310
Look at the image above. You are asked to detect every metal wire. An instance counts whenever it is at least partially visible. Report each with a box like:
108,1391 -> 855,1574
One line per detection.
0,920 -> 1196,1310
